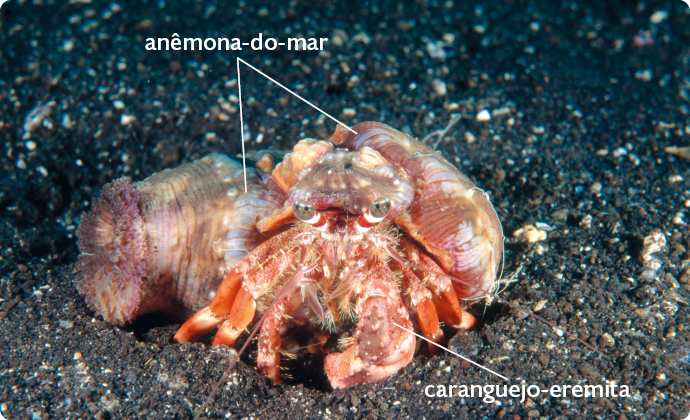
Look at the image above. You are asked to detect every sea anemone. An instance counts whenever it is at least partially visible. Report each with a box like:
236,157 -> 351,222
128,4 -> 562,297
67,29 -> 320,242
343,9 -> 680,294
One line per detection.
75,154 -> 285,325
76,178 -> 148,325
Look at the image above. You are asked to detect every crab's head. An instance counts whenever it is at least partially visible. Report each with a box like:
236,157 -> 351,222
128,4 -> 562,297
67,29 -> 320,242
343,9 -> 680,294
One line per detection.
257,140 -> 414,233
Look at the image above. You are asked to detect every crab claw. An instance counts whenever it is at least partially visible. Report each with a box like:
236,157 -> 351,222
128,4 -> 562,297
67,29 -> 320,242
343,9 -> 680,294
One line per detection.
324,269 -> 415,388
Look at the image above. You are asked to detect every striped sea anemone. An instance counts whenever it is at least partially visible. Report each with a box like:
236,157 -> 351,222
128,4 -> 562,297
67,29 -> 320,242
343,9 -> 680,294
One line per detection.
74,154 -> 284,325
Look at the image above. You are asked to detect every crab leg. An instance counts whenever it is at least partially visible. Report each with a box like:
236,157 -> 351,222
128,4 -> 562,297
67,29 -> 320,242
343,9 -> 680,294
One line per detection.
173,268 -> 243,343
325,266 -> 415,389
174,269 -> 259,346
212,287 -> 257,346
397,237 -> 475,330
254,253 -> 320,383
174,230 -> 296,344
396,263 -> 443,355
256,289 -> 304,383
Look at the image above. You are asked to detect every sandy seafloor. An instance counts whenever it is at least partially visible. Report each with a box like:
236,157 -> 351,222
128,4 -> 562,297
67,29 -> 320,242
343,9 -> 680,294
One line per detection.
1,0 -> 690,418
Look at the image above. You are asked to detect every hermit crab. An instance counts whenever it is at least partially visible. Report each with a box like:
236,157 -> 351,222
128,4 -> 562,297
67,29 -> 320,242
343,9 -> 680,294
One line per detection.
76,121 -> 504,388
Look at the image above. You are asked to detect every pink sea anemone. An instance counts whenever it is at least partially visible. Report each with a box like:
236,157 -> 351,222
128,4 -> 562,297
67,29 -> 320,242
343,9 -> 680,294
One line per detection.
76,178 -> 149,325
74,154 -> 285,325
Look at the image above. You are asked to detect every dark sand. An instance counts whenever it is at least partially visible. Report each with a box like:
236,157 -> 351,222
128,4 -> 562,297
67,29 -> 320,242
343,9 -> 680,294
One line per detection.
1,0 -> 689,418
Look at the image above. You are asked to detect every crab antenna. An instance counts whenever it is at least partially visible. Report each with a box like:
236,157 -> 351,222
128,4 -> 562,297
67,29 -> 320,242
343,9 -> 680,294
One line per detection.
356,197 -> 391,233
194,303 -> 266,419
382,243 -> 600,354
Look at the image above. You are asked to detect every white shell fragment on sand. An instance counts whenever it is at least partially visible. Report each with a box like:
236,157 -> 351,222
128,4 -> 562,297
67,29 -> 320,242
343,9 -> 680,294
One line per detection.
476,109 -> 491,122
513,224 -> 547,243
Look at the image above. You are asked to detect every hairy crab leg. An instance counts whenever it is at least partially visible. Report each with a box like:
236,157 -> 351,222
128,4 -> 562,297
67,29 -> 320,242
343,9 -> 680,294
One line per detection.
212,287 -> 256,346
325,265 -> 415,389
382,242 -> 598,352
257,289 -> 304,383
244,222 -> 322,382
190,254 -> 320,417
396,263 -> 443,356
397,237 -> 472,329
174,230 -> 297,344
254,235 -> 320,382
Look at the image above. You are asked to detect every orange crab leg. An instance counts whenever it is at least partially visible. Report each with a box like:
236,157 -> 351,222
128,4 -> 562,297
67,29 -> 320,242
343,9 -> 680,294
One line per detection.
256,290 -> 303,383
212,287 -> 256,346
398,237 -> 473,330
173,307 -> 224,343
208,268 -> 244,313
255,254 -> 321,383
325,267 -> 415,389
174,230 -> 299,344
173,268 -> 245,343
397,264 -> 443,355
415,299 -> 444,355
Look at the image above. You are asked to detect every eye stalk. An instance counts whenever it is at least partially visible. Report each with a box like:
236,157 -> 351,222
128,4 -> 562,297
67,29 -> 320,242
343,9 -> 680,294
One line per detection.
293,199 -> 328,231
369,197 -> 391,219
356,197 -> 390,233
293,199 -> 316,222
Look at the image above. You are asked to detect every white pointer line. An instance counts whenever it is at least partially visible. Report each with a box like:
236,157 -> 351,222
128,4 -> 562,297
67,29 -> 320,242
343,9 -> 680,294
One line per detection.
236,58 -> 248,193
392,322 -> 510,382
237,57 -> 358,135
236,57 -> 357,192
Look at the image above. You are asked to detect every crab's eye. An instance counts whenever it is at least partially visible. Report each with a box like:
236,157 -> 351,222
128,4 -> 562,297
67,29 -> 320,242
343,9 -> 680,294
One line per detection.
293,200 -> 316,222
355,197 -> 391,233
369,197 -> 391,219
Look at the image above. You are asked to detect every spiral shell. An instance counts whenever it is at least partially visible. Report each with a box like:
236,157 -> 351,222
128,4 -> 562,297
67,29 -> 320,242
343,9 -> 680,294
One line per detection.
76,154 -> 284,325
